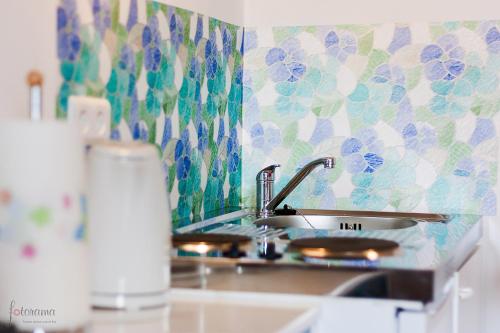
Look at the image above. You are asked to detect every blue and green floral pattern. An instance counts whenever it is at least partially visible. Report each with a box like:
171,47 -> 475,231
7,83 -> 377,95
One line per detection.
242,22 -> 500,215
58,1 -> 499,219
57,0 -> 243,227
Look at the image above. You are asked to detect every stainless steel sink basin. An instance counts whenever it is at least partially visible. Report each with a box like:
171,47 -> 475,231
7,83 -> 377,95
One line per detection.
254,210 -> 448,231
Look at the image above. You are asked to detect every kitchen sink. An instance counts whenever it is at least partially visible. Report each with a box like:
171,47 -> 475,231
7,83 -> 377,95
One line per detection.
254,210 -> 448,231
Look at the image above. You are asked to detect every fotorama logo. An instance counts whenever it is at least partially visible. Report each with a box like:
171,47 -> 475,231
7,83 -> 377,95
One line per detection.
9,300 -> 56,326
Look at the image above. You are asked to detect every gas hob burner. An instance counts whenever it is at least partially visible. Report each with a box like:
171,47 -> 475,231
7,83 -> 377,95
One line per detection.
172,233 -> 252,258
288,237 -> 399,260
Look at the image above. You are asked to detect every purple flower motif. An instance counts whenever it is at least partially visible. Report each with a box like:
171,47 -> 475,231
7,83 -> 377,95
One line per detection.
132,120 -> 149,142
402,122 -> 437,154
469,118 -> 495,147
242,31 -> 258,54
341,129 -> 384,174
161,117 -> 172,150
168,12 -> 184,50
324,31 -> 357,62
222,25 -> 233,58
234,65 -> 243,85
126,0 -> 138,31
119,45 -> 135,72
388,26 -> 411,54
197,121 -> 208,152
176,156 -> 191,180
143,16 -> 162,72
211,158 -> 222,178
205,32 -> 219,80
228,152 -> 240,173
58,0 -> 78,31
57,7 -> 67,30
485,26 -> 500,54
420,34 -> 465,81
453,158 -> 474,177
174,130 -> 193,180
194,16 -> 203,46
174,129 -> 192,162
372,64 -> 407,104
227,129 -> 240,173
216,116 -> 225,145
58,32 -> 82,61
189,57 -> 202,81
227,128 -> 239,154
92,0 -> 111,38
57,0 -> 81,61
145,47 -> 161,72
127,92 -> 139,132
265,38 -> 306,82
250,123 -> 281,153
372,64 -> 405,85
310,119 -> 333,145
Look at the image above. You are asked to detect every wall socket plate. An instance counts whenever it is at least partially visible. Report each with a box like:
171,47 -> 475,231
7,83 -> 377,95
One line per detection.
67,96 -> 111,140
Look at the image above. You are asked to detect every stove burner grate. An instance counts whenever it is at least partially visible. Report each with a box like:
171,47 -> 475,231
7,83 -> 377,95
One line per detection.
288,237 -> 399,260
172,233 -> 252,257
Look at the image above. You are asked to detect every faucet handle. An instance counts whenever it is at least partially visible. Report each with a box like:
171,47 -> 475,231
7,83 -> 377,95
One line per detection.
256,164 -> 280,181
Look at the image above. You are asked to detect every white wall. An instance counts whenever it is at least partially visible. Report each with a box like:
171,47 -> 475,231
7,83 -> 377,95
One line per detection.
156,0 -> 244,25
158,0 -> 500,26
0,0 -> 58,120
242,0 -> 500,26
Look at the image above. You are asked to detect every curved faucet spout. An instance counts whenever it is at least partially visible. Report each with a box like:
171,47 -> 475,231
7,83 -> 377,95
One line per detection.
265,157 -> 335,213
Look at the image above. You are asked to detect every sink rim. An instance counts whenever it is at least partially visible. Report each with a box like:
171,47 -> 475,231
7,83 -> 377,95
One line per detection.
254,214 -> 420,230
271,208 -> 449,222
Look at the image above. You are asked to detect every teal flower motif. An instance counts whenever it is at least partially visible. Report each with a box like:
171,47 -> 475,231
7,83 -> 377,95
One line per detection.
426,176 -> 455,212
351,173 -> 387,210
426,165 -> 495,214
402,122 -> 438,154
350,148 -> 418,211
371,63 -> 414,131
274,67 -> 322,119
346,83 -> 391,125
428,66 -> 484,117
454,157 -> 495,215
315,57 -> 339,95
372,64 -> 406,104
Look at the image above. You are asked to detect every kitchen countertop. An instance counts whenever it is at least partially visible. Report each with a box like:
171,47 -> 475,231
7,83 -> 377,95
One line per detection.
88,289 -> 318,333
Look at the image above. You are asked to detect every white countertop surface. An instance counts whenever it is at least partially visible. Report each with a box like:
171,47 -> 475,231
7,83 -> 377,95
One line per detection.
88,288 -> 320,333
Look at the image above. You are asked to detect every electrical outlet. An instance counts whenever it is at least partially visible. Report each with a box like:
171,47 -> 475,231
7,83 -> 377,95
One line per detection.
67,96 -> 111,140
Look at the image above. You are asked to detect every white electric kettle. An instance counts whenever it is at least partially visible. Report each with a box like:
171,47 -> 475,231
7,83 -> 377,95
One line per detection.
87,140 -> 171,310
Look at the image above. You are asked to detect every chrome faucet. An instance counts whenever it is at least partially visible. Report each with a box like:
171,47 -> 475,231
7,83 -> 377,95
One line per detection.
256,157 -> 335,218
256,164 -> 280,218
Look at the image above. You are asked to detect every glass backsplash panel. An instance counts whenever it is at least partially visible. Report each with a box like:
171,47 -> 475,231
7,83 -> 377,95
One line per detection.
57,1 -> 499,221
57,0 -> 243,227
